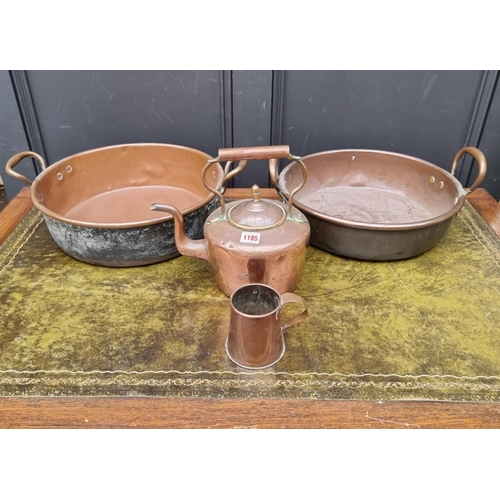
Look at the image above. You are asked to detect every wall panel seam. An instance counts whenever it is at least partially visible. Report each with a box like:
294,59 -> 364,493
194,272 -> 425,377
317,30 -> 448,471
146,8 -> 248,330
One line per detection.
9,70 -> 47,173
461,70 -> 499,185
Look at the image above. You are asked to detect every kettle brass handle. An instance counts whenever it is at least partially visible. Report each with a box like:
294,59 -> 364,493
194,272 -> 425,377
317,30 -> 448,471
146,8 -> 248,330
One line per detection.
202,145 -> 307,216
217,145 -> 292,196
451,147 -> 487,195
270,154 -> 308,214
201,159 -> 248,215
5,150 -> 47,187
218,145 -> 291,161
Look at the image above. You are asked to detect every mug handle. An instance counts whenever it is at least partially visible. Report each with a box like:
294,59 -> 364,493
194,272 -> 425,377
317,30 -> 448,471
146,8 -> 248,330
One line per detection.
280,293 -> 308,330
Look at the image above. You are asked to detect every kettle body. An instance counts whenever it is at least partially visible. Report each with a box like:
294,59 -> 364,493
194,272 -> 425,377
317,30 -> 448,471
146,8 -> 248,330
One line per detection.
151,145 -> 310,296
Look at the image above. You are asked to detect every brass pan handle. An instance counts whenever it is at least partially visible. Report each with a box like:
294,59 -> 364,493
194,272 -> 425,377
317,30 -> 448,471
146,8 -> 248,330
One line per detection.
5,151 -> 47,187
451,147 -> 487,195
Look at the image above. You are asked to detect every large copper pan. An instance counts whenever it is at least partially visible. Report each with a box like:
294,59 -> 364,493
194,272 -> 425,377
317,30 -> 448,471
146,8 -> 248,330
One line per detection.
6,143 -> 226,267
274,147 -> 487,260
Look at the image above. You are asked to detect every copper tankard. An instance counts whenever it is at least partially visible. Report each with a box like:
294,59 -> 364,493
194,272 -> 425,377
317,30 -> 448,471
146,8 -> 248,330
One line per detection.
226,283 -> 308,369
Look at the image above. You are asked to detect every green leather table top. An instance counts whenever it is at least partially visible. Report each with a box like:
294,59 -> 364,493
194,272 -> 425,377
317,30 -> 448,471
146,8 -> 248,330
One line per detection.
1,203 -> 500,401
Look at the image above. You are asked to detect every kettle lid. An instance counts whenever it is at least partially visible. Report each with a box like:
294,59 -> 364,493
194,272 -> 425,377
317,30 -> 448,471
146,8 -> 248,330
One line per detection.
227,185 -> 286,230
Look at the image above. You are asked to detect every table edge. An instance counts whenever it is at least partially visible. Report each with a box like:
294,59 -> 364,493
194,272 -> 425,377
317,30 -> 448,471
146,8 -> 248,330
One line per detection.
2,397 -> 500,429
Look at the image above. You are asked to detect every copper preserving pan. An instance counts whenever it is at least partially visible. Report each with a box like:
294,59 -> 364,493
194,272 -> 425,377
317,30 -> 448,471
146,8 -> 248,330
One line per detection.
6,143 -> 226,267
274,147 -> 487,260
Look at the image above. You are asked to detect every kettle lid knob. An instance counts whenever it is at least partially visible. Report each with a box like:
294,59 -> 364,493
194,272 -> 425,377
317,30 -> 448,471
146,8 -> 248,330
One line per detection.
227,184 -> 286,230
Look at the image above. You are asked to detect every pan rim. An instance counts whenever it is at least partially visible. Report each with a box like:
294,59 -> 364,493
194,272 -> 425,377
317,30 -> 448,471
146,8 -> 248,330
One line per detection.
29,142 -> 222,229
278,148 -> 467,232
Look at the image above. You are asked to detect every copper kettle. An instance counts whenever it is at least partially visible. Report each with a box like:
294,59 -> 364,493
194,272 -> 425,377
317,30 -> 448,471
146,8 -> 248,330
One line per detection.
150,146 -> 310,296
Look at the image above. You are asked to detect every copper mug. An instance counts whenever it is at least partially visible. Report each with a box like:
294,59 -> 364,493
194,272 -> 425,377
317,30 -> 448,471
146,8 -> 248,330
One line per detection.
226,283 -> 308,369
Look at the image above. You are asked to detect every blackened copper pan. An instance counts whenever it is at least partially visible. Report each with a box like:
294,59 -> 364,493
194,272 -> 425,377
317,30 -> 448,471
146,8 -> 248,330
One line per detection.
6,143 -> 226,267
274,147 -> 487,260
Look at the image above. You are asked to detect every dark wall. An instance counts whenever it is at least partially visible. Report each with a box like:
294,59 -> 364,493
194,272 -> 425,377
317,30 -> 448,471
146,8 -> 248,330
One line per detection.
27,70 -> 224,163
0,71 -> 35,196
2,70 -> 499,200
478,77 -> 500,197
279,71 -> 482,174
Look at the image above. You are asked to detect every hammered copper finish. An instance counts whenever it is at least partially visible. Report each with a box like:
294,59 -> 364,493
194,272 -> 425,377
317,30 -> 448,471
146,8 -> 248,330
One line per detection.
277,147 -> 487,260
225,284 -> 308,369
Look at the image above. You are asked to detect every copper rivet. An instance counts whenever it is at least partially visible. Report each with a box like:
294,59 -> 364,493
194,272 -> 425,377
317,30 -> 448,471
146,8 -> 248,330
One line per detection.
66,165 -> 72,172
438,181 -> 445,190
429,176 -> 436,184
56,173 -> 63,180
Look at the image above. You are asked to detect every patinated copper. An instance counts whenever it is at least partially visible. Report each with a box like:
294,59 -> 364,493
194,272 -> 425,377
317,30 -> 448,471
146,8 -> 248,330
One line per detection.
276,147 -> 487,260
151,146 -> 311,296
5,144 -> 226,266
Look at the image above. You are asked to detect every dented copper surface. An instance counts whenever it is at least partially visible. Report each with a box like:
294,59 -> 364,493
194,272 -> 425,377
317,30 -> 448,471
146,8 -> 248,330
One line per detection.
5,143 -> 225,266
151,146 -> 310,296
277,147 -> 487,260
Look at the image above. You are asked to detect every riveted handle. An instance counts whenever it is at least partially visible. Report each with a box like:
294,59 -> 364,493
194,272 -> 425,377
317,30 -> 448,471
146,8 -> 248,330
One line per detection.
5,151 -> 46,187
451,147 -> 487,195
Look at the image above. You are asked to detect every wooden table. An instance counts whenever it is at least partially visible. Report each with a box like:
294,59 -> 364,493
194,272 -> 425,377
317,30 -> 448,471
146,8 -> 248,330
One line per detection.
1,187 -> 500,429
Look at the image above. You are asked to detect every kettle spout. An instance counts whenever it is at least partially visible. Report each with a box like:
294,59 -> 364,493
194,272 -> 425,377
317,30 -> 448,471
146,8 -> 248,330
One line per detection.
150,203 -> 209,261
